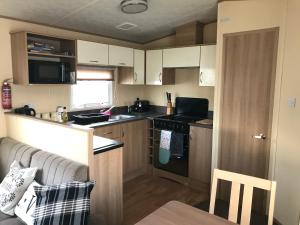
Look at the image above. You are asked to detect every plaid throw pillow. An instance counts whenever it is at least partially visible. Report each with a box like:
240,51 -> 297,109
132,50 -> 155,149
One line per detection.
33,181 -> 95,225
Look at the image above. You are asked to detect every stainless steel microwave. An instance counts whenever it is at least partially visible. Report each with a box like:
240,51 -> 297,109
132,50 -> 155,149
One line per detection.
29,60 -> 76,84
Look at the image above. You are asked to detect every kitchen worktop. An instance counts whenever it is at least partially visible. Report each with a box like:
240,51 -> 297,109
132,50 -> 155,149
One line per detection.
93,136 -> 124,155
70,111 -> 165,129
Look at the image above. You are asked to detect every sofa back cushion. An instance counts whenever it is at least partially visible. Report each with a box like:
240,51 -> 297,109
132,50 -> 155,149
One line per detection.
0,138 -> 40,181
30,151 -> 88,185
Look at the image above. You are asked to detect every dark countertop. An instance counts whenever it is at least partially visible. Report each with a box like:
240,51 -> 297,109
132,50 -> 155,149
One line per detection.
71,111 -> 165,129
93,136 -> 124,155
189,119 -> 213,129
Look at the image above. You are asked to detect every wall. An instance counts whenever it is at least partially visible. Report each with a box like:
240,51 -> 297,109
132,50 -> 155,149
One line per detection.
214,1 -> 300,225
0,17 -> 144,137
6,113 -> 92,165
274,0 -> 300,224
143,22 -> 217,110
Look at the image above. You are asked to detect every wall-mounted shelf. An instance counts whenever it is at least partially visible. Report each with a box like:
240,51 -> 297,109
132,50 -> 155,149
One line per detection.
11,31 -> 77,85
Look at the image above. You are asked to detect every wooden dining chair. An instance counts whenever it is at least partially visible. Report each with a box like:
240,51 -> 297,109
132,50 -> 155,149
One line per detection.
209,169 -> 277,225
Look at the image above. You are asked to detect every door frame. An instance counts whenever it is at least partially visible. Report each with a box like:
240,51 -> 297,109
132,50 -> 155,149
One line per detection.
212,27 -> 284,182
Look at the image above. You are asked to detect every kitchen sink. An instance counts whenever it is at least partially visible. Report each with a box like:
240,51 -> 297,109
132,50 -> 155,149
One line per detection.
108,114 -> 135,121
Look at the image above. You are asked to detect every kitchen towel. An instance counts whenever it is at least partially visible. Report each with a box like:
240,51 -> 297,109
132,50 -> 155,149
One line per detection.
159,130 -> 172,164
170,132 -> 185,158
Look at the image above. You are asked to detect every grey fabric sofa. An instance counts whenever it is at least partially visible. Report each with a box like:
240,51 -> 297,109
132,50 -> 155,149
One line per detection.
0,137 -> 89,225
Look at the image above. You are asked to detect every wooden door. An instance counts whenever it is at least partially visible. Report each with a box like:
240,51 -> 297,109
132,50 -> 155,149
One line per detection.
121,120 -> 148,181
219,28 -> 279,211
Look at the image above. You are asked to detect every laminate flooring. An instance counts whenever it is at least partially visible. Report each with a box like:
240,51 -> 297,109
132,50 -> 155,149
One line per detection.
123,175 -> 209,225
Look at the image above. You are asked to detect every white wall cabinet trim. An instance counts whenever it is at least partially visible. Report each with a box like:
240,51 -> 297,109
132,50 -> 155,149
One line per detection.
77,40 -> 109,66
163,46 -> 201,68
109,45 -> 133,67
199,45 -> 216,87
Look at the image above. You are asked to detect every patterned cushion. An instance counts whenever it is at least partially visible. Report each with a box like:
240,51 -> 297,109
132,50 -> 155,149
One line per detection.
33,181 -> 95,225
15,181 -> 41,225
0,161 -> 38,216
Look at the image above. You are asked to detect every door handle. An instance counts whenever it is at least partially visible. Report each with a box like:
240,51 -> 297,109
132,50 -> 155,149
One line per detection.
252,133 -> 266,140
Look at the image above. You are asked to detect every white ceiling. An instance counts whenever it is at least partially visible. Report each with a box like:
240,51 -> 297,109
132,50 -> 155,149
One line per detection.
0,0 -> 218,43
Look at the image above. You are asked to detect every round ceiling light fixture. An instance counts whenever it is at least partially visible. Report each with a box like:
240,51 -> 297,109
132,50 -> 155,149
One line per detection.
120,0 -> 148,14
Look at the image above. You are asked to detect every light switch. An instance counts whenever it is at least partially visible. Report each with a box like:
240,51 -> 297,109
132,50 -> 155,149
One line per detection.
288,97 -> 296,108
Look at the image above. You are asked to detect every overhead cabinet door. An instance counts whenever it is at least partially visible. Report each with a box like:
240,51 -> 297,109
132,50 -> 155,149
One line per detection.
77,40 -> 108,65
163,46 -> 201,68
109,45 -> 133,67
133,49 -> 145,84
146,50 -> 163,85
199,45 -> 216,86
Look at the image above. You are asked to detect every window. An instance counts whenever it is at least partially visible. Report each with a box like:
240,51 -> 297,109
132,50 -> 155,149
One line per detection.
71,67 -> 114,109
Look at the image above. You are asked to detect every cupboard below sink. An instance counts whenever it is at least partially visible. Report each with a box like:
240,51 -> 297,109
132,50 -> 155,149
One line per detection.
94,120 -> 148,182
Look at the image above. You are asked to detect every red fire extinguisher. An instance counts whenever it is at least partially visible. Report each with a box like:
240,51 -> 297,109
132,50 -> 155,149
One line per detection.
2,79 -> 12,110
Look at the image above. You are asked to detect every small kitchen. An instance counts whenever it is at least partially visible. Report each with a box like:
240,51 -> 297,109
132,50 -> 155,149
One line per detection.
0,15 -> 216,225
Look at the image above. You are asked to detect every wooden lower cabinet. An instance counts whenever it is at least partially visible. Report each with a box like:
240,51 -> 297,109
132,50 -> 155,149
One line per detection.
89,148 -> 123,225
188,126 -> 213,192
94,120 -> 148,182
94,124 -> 121,140
121,120 -> 148,181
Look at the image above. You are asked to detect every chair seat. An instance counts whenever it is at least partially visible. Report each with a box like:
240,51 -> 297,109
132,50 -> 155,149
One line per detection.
194,199 -> 278,225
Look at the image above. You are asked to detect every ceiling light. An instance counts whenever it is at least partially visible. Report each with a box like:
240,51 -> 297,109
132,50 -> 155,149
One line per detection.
120,0 -> 148,14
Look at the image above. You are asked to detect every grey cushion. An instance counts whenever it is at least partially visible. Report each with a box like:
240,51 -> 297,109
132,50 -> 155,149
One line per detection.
30,151 -> 88,185
0,212 -> 24,224
0,138 -> 40,181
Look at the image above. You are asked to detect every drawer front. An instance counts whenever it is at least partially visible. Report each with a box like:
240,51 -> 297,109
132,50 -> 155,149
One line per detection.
94,125 -> 121,140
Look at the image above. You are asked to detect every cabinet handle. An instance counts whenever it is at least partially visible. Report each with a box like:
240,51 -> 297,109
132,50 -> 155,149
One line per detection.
122,130 -> 125,137
103,132 -> 113,135
90,60 -> 99,63
134,72 -> 138,82
199,72 -> 203,84
119,62 -> 126,66
159,72 -> 162,82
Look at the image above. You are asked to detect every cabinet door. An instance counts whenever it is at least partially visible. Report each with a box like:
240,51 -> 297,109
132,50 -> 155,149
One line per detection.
133,49 -> 145,84
77,40 -> 109,65
189,126 -> 212,191
94,124 -> 121,141
121,120 -> 147,181
199,45 -> 216,86
163,46 -> 201,68
146,50 -> 163,85
109,45 -> 133,67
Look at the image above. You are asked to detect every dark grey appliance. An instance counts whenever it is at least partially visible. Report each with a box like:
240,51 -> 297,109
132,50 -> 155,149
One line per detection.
153,97 -> 209,177
29,60 -> 75,84
130,98 -> 150,113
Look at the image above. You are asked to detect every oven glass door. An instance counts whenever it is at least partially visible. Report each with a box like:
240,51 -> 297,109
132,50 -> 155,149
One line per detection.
153,129 -> 189,177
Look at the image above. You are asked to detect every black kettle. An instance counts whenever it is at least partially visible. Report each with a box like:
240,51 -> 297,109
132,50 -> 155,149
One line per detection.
14,105 -> 36,117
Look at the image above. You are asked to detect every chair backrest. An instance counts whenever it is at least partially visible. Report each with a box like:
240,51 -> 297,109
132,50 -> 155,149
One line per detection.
209,169 -> 276,225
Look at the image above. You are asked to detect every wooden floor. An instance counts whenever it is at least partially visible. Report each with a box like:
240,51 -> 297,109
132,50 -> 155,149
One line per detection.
123,175 -> 209,225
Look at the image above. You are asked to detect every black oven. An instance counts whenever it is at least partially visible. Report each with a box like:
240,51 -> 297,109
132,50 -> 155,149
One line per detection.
29,60 -> 75,84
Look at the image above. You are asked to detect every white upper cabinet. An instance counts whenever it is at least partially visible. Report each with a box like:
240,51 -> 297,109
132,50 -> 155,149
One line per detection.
109,45 -> 133,67
199,45 -> 216,86
163,46 -> 201,68
77,40 -> 109,65
133,49 -> 145,84
146,50 -> 163,85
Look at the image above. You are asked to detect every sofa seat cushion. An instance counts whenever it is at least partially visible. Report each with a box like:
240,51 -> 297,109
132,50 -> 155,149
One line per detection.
0,138 -> 40,181
30,151 -> 88,185
0,212 -> 25,225
0,217 -> 25,225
